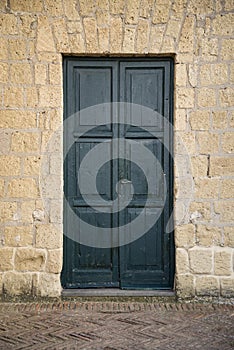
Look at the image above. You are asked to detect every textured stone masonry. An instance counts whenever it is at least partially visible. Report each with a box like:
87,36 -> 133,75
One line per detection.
0,0 -> 233,298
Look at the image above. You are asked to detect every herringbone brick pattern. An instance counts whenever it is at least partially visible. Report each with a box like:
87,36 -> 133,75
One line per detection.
0,302 -> 233,349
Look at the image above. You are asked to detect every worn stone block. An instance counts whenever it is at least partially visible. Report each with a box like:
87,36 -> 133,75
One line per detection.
178,15 -> 194,53
37,16 -> 55,52
196,225 -> 222,247
176,249 -> 189,274
49,64 -> 61,85
64,0 -> 81,20
200,64 -> 228,86
0,14 -> 18,34
195,178 -> 219,199
4,226 -> 33,247
175,224 -> 195,248
39,86 -> 62,108
46,249 -> 62,273
10,63 -> 33,84
197,88 -> 216,107
11,132 -> 40,153
189,201 -> 211,221
4,272 -> 32,295
0,156 -> 21,176
10,0 -> 43,12
15,248 -> 46,272
4,87 -> 24,108
176,274 -> 195,298
189,248 -> 212,274
224,227 -> 234,248
79,0 -> 95,16
0,63 -> 9,83
35,64 -> 47,85
196,276 -> 219,296
176,88 -> 195,108
221,133 -> 233,154
214,202 -> 234,222
0,38 -> 8,60
152,0 -> 170,24
36,224 -> 62,249
9,39 -> 27,60
214,250 -> 232,276
213,13 -> 234,36
210,157 -> 234,176
8,179 -> 39,199
24,156 -> 41,176
110,17 -> 123,52
191,156 -> 208,177
52,18 -> 70,52
220,179 -> 234,199
212,111 -> 227,130
98,27 -> 109,52
0,248 -> 14,271
220,278 -> 234,297
219,87 -> 234,107
197,132 -> 219,154
123,26 -> 136,53
149,25 -> 165,53
221,39 -> 234,61
36,273 -> 61,297
125,0 -> 140,24
83,18 -> 98,52
136,19 -> 149,53
0,202 -> 17,223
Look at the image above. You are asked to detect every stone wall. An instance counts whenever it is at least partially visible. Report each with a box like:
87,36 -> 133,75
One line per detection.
0,0 -> 233,298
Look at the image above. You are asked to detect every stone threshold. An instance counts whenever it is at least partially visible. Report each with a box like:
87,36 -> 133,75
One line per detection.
62,288 -> 175,297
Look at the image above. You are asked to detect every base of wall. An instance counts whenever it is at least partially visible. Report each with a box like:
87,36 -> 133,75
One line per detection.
62,288 -> 175,297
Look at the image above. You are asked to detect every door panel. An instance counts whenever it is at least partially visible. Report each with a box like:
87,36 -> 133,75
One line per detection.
62,58 -> 174,290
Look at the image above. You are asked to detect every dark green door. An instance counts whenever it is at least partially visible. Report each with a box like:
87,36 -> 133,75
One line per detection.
62,58 -> 174,289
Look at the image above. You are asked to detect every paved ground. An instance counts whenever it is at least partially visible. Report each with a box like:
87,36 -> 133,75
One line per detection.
0,301 -> 233,349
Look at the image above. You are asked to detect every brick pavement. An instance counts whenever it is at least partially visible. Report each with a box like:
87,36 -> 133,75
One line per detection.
0,301 -> 233,349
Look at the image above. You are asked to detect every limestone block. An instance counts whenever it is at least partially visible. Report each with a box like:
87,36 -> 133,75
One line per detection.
197,132 -> 219,154
220,179 -> 234,199
175,177 -> 194,199
15,248 -> 46,272
176,249 -> 189,274
0,14 -> 18,34
125,0 -> 140,25
50,200 -> 62,223
213,13 -> 234,36
214,250 -> 232,276
189,248 -> 212,273
122,26 -> 136,53
195,178 -> 219,199
19,14 -> 37,38
4,87 -> 24,108
0,63 -> 9,83
139,0 -> 154,18
8,179 -> 39,199
67,21 -> 83,34
0,248 -> 14,271
201,38 -> 218,62
166,19 -> 181,39
212,111 -> 227,130
171,0 -> 187,19
98,27 -> 109,52
83,18 -> 98,52
221,39 -> 234,61
44,0 -> 64,16
220,278 -> 234,297
36,224 -> 62,249
10,0 -> 43,12
221,133 -> 233,154
188,64 -> 198,87
9,39 -> 27,60
21,200 -> 35,224
110,0 -> 125,14
37,16 -> 55,52
161,36 -> 175,53
149,25 -> 165,53
197,88 -> 216,107
37,52 -> 61,64
35,64 -> 47,85
0,179 -> 4,197
4,272 -> 32,296
175,64 -> 187,87
224,227 -> 234,248
11,132 -> 40,153
188,0 -> 214,15
37,273 -> 61,297
0,202 -> 17,223
152,0 -> 170,24
190,201 -> 211,221
52,18 -> 70,52
46,249 -> 62,273
178,15 -> 194,53
175,224 -> 195,248
196,225 -> 222,247
174,109 -> 187,131
136,19 -> 149,53
39,86 -> 62,108
176,274 -> 195,298
0,156 -> 21,176
0,38 -> 8,59
49,64 -> 61,85
195,276 -> 219,296
10,63 -> 32,84
191,156 -> 208,177
4,226 -> 33,247
96,9 -> 109,27
64,0 -> 81,20
175,132 -> 196,155
176,88 -> 195,108
200,64 -> 228,86
110,17 -> 123,52
210,157 -> 233,176
79,0 -> 95,16
24,156 -> 41,176
219,87 -> 234,107
22,88 -> 36,108
69,33 -> 85,52
214,202 -> 234,222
